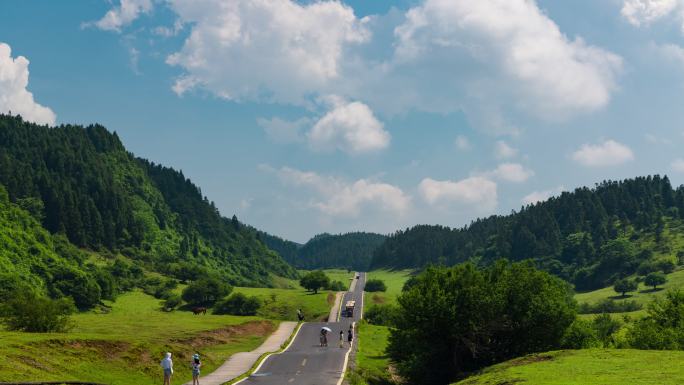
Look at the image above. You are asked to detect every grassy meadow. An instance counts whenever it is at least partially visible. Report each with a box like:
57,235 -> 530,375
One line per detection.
232,269 -> 353,321
233,286 -> 337,321
350,269 -> 413,385
364,269 -> 413,306
0,291 -> 273,384
0,269 -> 350,383
575,268 -> 684,306
574,268 -> 684,320
454,349 -> 684,385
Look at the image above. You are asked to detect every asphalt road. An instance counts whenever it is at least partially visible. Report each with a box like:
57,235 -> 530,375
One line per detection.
239,272 -> 366,385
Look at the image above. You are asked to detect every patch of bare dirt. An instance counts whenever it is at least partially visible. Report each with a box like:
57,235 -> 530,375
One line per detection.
171,320 -> 275,349
32,339 -> 130,360
13,355 -> 53,372
372,294 -> 386,304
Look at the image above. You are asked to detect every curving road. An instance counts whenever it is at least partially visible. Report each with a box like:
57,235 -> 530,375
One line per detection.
238,272 -> 366,385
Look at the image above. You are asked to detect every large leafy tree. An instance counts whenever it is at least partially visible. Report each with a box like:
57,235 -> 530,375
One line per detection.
614,278 -> 638,297
387,262 -> 576,384
644,272 -> 667,290
181,277 -> 232,306
299,270 -> 330,294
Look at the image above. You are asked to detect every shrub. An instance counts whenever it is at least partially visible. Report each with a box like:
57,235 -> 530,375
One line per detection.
181,277 -> 232,306
627,290 -> 684,350
561,318 -> 600,349
163,295 -> 182,311
300,271 -> 330,294
578,299 -> 642,314
327,280 -> 347,291
143,277 -> 178,299
213,293 -> 262,316
48,266 -> 102,310
593,313 -> 622,347
0,292 -> 75,332
364,279 -> 387,292
364,304 -> 398,327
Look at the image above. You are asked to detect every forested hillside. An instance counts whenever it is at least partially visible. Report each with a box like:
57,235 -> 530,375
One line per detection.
255,230 -> 301,264
0,184 -> 108,309
372,176 -> 684,290
255,231 -> 386,271
0,114 -> 296,297
294,232 -> 386,271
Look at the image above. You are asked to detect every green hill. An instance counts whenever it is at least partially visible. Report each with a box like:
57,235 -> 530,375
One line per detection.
257,231 -> 386,271
0,114 -> 296,309
371,176 -> 684,290
454,349 -> 684,385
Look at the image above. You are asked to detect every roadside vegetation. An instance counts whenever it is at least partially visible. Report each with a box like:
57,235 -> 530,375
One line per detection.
354,264 -> 684,385
0,291 -> 272,385
453,349 -> 684,385
350,270 -> 412,385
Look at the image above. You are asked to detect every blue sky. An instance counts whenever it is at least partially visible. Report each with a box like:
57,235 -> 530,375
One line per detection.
2,0 -> 684,242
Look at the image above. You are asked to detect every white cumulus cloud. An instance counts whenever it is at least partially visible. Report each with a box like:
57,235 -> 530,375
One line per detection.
0,43 -> 56,126
276,167 -> 410,217
394,0 -> 622,120
86,0 -> 153,32
307,100 -> 390,154
522,186 -> 566,205
572,140 -> 635,167
486,163 -> 534,183
621,0 -> 682,29
418,176 -> 497,212
166,0 -> 370,105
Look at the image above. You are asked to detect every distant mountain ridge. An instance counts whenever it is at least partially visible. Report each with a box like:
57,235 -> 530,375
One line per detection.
257,230 -> 386,271
371,175 -> 684,290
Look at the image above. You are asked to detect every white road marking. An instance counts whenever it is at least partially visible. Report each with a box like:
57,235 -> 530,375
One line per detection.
301,358 -> 307,366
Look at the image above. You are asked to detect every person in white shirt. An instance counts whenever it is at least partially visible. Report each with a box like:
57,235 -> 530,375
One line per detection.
160,352 -> 174,385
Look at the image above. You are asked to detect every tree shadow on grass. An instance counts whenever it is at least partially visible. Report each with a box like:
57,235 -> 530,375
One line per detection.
640,288 -> 664,294
608,294 -> 634,300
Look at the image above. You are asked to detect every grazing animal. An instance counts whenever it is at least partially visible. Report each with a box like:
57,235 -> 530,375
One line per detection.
192,307 -> 207,315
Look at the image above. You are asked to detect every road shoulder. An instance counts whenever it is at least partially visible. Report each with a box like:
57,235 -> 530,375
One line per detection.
183,321 -> 298,385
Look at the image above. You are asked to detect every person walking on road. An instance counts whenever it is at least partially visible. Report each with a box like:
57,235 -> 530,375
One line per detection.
191,353 -> 201,385
297,308 -> 304,321
339,330 -> 345,348
161,352 -> 174,385
320,328 -> 328,347
347,328 -> 353,347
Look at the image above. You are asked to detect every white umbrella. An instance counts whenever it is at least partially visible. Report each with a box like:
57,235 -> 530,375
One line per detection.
321,326 -> 332,332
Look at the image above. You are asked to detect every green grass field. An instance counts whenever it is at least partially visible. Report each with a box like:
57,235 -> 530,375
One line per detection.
574,268 -> 684,320
324,269 -> 356,287
233,269 -> 353,321
349,270 -> 413,385
575,268 -> 684,306
233,286 -> 337,321
454,349 -> 684,385
349,323 -> 392,385
0,291 -> 273,385
364,269 -> 413,306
